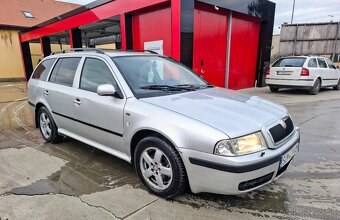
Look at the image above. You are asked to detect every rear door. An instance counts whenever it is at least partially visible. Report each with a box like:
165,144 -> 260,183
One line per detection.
270,57 -> 306,80
307,58 -> 319,79
42,57 -> 82,133
317,58 -> 331,85
74,57 -> 126,153
325,58 -> 339,85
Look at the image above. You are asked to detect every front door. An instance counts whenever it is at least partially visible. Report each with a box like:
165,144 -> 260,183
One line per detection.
74,57 -> 126,153
193,2 -> 228,87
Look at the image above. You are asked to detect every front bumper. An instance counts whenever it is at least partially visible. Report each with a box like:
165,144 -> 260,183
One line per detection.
180,128 -> 300,195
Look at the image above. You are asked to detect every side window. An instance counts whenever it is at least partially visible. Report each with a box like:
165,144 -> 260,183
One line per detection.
308,58 -> 318,68
80,58 -> 118,93
325,59 -> 336,69
32,58 -> 56,81
317,58 -> 327,68
49,58 -> 81,86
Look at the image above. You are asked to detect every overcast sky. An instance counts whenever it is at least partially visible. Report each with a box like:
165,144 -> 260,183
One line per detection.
59,0 -> 340,34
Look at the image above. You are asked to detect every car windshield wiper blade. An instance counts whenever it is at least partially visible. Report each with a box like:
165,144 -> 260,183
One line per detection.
173,84 -> 214,89
140,84 -> 214,91
140,85 -> 175,90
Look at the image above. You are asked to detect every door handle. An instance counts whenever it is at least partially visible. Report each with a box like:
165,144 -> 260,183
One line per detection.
44,90 -> 49,96
73,98 -> 82,105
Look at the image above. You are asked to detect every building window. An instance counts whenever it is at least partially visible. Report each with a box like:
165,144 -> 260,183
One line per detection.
22,11 -> 34,18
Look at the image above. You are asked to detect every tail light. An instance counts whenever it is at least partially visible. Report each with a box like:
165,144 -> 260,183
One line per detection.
300,68 -> 309,76
266,67 -> 270,75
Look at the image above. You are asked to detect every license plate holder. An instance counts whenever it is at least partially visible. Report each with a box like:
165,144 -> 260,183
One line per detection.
277,71 -> 292,75
280,143 -> 299,168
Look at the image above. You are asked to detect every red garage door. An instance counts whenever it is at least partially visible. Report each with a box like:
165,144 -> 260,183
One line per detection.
193,3 -> 228,87
228,12 -> 260,90
132,5 -> 172,56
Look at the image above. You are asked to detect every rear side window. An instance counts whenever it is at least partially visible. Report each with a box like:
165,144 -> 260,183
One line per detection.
317,58 -> 327,68
80,58 -> 118,93
272,58 -> 306,67
308,58 -> 318,68
32,58 -> 56,81
49,58 -> 81,86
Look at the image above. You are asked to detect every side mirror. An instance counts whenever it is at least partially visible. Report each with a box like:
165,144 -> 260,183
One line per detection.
97,84 -> 116,96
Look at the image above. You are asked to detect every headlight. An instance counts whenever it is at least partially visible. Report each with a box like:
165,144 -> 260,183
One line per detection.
214,132 -> 267,156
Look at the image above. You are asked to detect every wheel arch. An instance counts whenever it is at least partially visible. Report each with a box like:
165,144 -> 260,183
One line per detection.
129,129 -> 180,165
34,101 -> 54,128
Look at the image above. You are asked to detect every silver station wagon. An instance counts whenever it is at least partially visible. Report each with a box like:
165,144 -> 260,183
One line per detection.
28,49 -> 300,198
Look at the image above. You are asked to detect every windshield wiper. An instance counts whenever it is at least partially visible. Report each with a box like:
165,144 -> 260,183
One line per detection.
140,84 -> 196,91
173,84 -> 214,89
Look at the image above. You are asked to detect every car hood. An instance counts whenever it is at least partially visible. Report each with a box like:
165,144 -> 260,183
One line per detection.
141,88 -> 287,138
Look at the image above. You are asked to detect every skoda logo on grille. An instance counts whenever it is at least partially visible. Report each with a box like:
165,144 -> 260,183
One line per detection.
280,120 -> 287,129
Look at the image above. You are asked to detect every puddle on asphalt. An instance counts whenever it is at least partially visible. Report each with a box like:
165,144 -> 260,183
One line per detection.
8,138 -> 141,197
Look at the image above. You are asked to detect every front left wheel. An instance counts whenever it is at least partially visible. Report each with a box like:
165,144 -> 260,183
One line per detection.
134,136 -> 188,199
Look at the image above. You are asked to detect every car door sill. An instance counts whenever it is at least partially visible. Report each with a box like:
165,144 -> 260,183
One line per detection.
58,128 -> 131,163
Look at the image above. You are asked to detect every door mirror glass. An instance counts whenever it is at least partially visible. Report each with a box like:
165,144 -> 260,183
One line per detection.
97,84 -> 116,96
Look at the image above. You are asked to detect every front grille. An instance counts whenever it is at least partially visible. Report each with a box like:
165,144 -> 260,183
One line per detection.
238,172 -> 274,191
269,117 -> 294,144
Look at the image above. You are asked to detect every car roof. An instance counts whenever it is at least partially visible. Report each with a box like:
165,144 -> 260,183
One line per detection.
280,55 -> 326,59
46,48 -> 160,59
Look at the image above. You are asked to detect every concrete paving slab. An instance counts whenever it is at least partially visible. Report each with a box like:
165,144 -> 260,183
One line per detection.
80,185 -> 158,219
0,147 -> 66,194
0,194 -> 116,220
124,198 -> 293,220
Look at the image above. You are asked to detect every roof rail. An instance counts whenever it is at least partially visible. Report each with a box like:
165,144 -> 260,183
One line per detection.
50,48 -> 105,55
126,50 -> 159,54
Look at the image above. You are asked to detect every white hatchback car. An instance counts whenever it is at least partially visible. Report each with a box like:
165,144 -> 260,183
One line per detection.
266,56 -> 340,94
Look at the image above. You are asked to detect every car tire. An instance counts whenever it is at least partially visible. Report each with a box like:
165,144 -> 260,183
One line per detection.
134,135 -> 188,199
333,80 -> 340,90
38,107 -> 61,143
269,86 -> 279,92
308,79 -> 321,95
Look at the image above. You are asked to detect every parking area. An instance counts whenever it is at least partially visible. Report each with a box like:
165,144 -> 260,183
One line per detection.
0,82 -> 340,220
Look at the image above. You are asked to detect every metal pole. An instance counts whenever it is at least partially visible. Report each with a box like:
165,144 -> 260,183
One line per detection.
332,22 -> 340,62
291,0 -> 296,24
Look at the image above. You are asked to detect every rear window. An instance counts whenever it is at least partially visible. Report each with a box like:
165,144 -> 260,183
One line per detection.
272,58 -> 306,67
32,58 -> 56,81
49,58 -> 81,87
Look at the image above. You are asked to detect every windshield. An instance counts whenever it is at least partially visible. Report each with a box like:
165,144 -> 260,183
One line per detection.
112,56 -> 211,98
272,57 -> 306,67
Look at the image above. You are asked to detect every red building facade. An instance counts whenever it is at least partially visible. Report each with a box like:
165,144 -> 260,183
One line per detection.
19,0 -> 275,89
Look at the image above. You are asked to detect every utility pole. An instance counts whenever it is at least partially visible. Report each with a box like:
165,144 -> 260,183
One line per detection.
291,0 -> 296,24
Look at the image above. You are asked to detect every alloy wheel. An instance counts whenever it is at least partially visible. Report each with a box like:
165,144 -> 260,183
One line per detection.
139,147 -> 173,190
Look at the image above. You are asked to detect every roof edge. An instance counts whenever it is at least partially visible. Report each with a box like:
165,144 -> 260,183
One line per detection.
20,0 -> 114,34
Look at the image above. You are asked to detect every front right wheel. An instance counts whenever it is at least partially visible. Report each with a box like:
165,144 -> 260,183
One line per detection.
134,136 -> 188,199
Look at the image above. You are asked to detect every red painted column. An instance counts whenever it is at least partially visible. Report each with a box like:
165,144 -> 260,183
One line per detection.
68,29 -> 74,48
171,0 -> 180,61
120,14 -> 127,50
